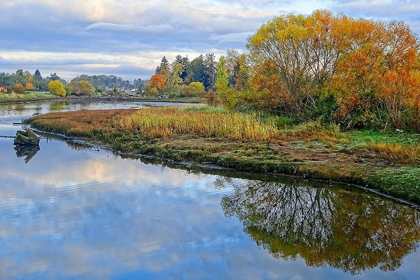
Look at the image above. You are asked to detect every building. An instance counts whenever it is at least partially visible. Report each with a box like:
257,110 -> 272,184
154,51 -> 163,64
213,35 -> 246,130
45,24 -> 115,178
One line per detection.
0,83 -> 7,93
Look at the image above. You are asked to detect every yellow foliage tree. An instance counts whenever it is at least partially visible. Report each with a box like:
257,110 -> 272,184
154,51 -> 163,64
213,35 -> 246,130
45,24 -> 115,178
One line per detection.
48,80 -> 66,97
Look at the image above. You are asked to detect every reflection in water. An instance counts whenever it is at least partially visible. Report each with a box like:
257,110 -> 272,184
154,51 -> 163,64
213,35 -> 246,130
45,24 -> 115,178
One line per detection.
1,101 -> 420,279
221,179 -> 420,274
14,144 -> 40,163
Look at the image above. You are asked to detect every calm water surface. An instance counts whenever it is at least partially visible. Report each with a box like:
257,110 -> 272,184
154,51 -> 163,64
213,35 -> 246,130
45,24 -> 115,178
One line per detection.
0,101 -> 419,279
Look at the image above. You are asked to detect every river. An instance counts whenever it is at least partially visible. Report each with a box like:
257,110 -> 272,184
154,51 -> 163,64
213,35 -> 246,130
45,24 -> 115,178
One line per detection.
0,101 -> 419,279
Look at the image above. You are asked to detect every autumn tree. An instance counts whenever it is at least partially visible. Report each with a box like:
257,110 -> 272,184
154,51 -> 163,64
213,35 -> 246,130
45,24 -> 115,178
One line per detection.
150,74 -> 167,92
78,81 -> 95,96
25,82 -> 34,90
14,83 -> 26,94
186,82 -> 205,97
245,10 -> 420,130
48,80 -> 66,97
67,81 -> 80,95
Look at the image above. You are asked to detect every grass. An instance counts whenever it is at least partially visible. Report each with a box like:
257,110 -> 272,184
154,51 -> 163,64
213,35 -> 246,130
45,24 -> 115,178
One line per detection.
0,92 -> 56,102
118,107 -> 279,141
27,106 -> 420,204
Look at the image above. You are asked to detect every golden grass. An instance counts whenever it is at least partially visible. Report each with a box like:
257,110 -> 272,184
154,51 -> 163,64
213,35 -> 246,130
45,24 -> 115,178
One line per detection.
118,107 -> 280,141
29,109 -> 136,136
369,143 -> 420,165
283,121 -> 348,144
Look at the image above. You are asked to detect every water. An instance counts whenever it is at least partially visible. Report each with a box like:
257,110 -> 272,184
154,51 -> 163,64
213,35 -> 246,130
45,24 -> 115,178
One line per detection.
0,101 -> 419,279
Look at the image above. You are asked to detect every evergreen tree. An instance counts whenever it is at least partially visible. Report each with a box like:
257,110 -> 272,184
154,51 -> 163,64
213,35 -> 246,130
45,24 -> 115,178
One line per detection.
159,56 -> 170,76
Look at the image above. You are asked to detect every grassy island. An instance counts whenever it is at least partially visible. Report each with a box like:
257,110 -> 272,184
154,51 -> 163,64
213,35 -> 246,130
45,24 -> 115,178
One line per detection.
27,106 -> 420,204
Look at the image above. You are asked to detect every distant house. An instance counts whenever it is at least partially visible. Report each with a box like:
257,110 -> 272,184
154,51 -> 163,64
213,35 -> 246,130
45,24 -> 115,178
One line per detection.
0,83 -> 7,93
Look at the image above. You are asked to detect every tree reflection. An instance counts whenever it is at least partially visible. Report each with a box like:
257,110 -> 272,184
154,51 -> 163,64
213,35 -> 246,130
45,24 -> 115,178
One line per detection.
14,144 -> 40,163
221,180 -> 420,274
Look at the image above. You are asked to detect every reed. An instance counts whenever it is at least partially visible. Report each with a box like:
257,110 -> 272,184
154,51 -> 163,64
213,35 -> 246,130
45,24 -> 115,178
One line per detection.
118,107 -> 279,141
368,143 -> 420,165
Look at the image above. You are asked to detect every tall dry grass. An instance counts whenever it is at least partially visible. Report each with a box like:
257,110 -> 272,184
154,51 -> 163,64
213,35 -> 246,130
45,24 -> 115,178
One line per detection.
118,106 -> 279,141
369,143 -> 420,165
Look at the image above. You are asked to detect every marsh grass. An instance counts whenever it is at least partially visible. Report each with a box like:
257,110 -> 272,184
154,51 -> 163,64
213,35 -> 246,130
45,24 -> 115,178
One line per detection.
282,121 -> 348,145
119,107 -> 280,141
368,143 -> 420,165
28,109 -> 136,137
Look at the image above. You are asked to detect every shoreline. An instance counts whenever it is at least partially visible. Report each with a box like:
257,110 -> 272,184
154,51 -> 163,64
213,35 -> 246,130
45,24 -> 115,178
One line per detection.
27,108 -> 420,206
0,95 -> 204,105
31,128 -> 420,210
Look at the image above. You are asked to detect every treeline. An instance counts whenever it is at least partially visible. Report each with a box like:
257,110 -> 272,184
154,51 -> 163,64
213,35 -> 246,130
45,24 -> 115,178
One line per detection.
145,54 -> 217,97
0,70 -> 145,96
0,69 -> 66,92
212,10 -> 419,132
72,74 -> 144,92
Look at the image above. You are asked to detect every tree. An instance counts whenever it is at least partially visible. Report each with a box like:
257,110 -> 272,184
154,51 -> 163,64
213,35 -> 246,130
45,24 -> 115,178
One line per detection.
158,56 -> 170,76
25,82 -> 34,90
78,81 -> 95,96
11,69 -> 26,85
187,82 -> 205,96
48,80 -> 66,97
215,56 -> 229,92
204,53 -> 217,90
175,55 -> 190,83
190,55 -> 206,85
33,69 -> 43,90
167,61 -> 183,93
246,10 -> 420,130
150,74 -> 167,91
34,69 -> 42,80
215,56 -> 235,108
67,81 -> 80,95
14,83 -> 26,94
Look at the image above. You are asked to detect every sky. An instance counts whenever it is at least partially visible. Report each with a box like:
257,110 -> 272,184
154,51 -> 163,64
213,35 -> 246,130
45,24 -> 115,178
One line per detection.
0,0 -> 419,81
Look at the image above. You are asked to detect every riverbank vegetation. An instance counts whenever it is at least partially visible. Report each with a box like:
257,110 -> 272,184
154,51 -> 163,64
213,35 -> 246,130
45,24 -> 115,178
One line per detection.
27,106 -> 420,204
0,91 -> 56,102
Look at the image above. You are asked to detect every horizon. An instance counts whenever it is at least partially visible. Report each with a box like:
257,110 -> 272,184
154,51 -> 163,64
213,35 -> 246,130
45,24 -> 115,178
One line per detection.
1,0 -> 419,81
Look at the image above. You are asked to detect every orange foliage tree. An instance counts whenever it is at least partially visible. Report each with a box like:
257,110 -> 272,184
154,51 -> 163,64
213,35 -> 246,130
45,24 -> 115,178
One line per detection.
25,82 -> 34,90
150,74 -> 167,92
246,10 -> 420,130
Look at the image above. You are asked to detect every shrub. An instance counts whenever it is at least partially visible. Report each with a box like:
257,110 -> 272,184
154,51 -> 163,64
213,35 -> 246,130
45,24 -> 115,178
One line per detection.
14,83 -> 26,94
48,80 -> 66,97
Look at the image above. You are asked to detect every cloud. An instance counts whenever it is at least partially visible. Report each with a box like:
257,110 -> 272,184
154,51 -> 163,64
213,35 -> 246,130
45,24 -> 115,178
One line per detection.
85,22 -> 174,33
0,0 -> 418,81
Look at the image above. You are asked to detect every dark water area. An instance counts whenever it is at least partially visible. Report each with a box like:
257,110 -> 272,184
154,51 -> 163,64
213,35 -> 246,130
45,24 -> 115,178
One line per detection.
0,101 -> 419,279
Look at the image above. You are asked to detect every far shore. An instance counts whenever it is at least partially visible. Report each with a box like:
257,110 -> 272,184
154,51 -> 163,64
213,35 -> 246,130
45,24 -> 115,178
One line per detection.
0,93 -> 204,105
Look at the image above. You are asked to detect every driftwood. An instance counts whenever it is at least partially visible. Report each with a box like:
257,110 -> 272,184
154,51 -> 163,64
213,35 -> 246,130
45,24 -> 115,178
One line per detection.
13,128 -> 40,146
